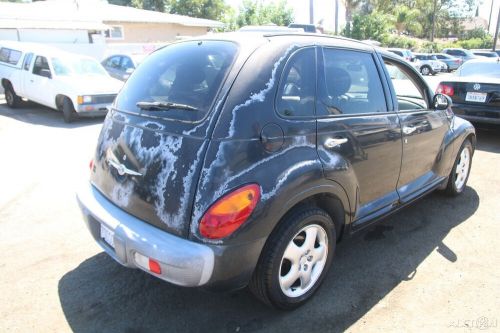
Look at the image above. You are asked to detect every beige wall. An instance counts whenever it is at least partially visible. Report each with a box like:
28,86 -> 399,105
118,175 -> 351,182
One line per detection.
104,22 -> 209,43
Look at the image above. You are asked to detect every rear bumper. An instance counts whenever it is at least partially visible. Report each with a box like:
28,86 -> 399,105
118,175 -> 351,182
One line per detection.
76,182 -> 266,290
452,104 -> 500,125
76,182 -> 215,287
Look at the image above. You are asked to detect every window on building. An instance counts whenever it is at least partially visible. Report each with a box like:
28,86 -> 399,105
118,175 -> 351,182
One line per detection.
104,26 -> 124,40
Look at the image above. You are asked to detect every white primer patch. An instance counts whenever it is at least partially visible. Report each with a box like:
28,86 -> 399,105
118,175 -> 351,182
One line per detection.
261,160 -> 318,200
227,45 -> 297,137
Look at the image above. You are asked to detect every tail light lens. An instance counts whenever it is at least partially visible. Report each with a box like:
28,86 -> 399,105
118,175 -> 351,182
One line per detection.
89,159 -> 94,171
436,83 -> 454,96
199,184 -> 261,239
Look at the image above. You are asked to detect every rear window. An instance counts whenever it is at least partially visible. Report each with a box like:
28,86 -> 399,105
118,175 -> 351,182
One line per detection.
459,61 -> 500,78
115,41 -> 238,122
0,47 -> 22,65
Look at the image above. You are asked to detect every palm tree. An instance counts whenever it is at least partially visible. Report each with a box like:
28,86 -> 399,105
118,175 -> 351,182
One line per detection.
343,0 -> 363,22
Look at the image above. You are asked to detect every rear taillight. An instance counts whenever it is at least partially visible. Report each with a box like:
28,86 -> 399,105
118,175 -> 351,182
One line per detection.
89,159 -> 94,171
436,83 -> 454,96
199,184 -> 261,239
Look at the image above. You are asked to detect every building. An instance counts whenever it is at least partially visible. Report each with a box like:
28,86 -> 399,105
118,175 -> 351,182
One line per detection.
0,0 -> 223,44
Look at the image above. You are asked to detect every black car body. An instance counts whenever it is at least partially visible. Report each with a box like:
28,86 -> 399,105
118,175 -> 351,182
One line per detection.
437,58 -> 500,124
77,33 -> 476,309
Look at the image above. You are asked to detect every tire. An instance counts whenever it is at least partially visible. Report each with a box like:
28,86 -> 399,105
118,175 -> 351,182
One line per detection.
4,85 -> 21,108
62,97 -> 77,123
445,140 -> 473,196
421,66 -> 431,76
249,206 -> 336,310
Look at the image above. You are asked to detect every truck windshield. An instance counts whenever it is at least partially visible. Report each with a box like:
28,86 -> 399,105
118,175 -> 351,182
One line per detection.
52,57 -> 108,77
114,40 -> 238,122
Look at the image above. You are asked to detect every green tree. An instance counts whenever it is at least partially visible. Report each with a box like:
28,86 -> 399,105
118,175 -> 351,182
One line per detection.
168,0 -> 228,21
393,5 -> 422,35
344,11 -> 393,41
234,0 -> 294,28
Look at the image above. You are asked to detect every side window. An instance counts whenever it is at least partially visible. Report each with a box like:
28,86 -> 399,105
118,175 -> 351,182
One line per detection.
276,48 -> 316,117
0,48 -> 22,65
384,60 -> 428,110
32,56 -> 51,77
318,48 -> 387,116
23,53 -> 33,71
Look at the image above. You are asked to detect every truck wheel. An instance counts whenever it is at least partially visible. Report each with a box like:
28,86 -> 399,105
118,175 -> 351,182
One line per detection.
420,66 -> 431,76
445,140 -> 473,196
249,206 -> 336,310
5,85 -> 21,108
62,98 -> 77,123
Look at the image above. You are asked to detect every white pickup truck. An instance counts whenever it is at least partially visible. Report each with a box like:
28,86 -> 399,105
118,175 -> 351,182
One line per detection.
0,41 -> 122,122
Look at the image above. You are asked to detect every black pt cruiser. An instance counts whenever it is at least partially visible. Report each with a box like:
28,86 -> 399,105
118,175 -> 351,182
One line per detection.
77,33 -> 475,309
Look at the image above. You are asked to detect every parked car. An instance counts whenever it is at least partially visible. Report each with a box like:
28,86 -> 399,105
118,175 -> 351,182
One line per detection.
101,54 -> 146,81
442,48 -> 477,62
77,33 -> 475,310
414,53 -> 446,75
288,23 -> 317,33
437,58 -> 500,124
433,53 -> 462,72
0,41 -> 122,123
387,48 -> 415,62
471,50 -> 499,59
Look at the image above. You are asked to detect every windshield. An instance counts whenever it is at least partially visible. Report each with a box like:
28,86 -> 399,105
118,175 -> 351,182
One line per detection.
458,61 -> 500,78
52,57 -> 108,76
114,40 -> 238,122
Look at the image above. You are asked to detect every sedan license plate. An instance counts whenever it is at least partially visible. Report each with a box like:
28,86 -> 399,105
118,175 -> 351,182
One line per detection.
100,224 -> 115,249
465,92 -> 487,103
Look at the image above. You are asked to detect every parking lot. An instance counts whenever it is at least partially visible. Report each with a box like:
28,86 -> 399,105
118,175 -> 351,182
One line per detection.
0,83 -> 499,332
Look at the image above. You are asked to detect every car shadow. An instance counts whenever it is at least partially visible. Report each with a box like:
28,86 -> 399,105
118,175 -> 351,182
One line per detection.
474,124 -> 500,154
58,187 -> 479,333
0,99 -> 103,128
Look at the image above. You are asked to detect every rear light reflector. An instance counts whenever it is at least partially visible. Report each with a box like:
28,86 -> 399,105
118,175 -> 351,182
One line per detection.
200,184 -> 261,239
134,252 -> 162,275
89,159 -> 94,170
436,83 -> 454,96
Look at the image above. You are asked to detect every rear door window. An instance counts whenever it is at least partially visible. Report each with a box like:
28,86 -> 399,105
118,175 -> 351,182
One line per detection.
317,48 -> 387,116
115,41 -> 238,122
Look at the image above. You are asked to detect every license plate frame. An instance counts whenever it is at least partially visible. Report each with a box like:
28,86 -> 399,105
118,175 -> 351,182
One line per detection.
100,224 -> 115,249
465,92 -> 487,103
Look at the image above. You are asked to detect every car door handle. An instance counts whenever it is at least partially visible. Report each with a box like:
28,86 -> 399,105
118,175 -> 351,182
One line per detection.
324,137 -> 348,149
402,126 -> 416,135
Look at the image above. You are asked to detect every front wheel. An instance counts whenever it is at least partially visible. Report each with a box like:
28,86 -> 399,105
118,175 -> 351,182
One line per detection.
249,206 -> 336,310
62,98 -> 77,123
445,140 -> 473,196
421,66 -> 431,76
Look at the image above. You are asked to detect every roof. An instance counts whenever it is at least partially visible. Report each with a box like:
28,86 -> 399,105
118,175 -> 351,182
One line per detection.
0,0 -> 223,31
462,17 -> 488,31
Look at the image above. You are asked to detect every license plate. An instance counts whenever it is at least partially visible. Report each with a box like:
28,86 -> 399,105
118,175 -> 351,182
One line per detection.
465,92 -> 487,103
100,224 -> 115,249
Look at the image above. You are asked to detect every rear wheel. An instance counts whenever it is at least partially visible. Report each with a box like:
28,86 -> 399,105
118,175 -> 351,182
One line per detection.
5,85 -> 21,108
62,97 -> 77,123
421,65 -> 431,76
249,206 -> 336,310
445,140 -> 473,196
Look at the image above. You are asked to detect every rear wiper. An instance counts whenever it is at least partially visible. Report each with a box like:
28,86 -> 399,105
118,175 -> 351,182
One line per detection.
136,101 -> 198,111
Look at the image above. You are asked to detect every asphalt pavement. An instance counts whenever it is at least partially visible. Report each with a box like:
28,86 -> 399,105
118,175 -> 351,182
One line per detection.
0,95 -> 499,333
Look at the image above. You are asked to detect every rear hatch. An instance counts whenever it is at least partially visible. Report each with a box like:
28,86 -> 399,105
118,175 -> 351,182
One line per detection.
90,40 -> 238,237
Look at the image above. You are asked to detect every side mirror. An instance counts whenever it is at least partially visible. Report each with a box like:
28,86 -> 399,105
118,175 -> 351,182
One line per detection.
125,67 -> 134,74
433,93 -> 452,110
40,68 -> 52,79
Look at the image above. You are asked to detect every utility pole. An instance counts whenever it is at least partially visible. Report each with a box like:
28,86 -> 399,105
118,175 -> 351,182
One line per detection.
488,0 -> 495,32
493,7 -> 500,51
335,0 -> 339,34
310,0 -> 314,24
